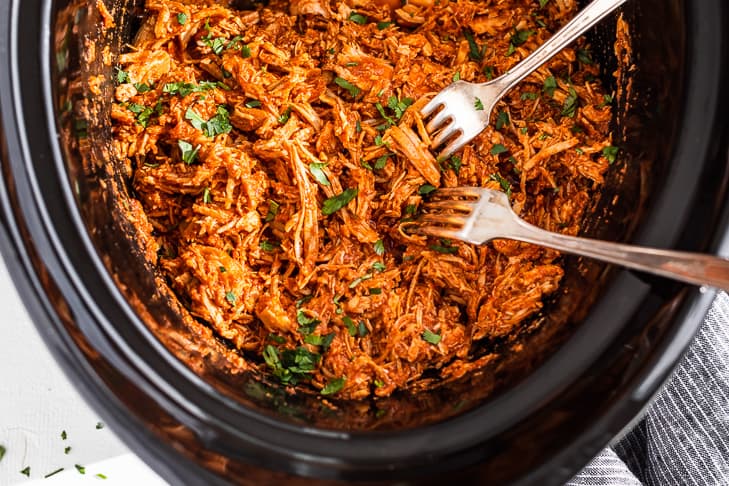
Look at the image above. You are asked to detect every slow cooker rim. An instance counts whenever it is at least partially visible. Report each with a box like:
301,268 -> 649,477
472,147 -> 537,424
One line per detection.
0,0 -> 727,483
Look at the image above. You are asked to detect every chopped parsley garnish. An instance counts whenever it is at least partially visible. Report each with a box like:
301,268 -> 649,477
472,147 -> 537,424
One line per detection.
375,103 -> 396,127
203,187 -> 212,204
61,430 -> 68,440
429,239 -> 458,254
96,422 -> 104,430
452,71 -> 461,82
508,29 -> 535,56
495,111 -> 510,130
490,143 -> 508,155
540,0 -> 550,7
265,200 -> 280,222
489,173 -> 512,196
0,445 -> 5,462
376,21 -> 392,30
309,162 -> 330,186
278,106 -> 292,124
245,99 -> 262,108
343,316 -> 357,336
561,86 -> 579,117
45,468 -> 64,478
134,82 -> 152,93
322,188 -> 358,215
297,295 -> 314,308
369,288 -> 382,295
96,474 -> 108,480
178,140 -> 200,164
543,75 -> 557,97
374,239 -> 385,256
304,332 -> 336,351
127,103 -> 155,128
263,345 -> 321,385
268,334 -> 286,344
374,379 -> 384,388
321,377 -> 346,395
521,92 -> 538,101
602,145 -> 619,164
185,106 -> 232,137
358,321 -> 369,337
225,291 -> 237,305
348,12 -> 367,24
598,94 -> 613,108
297,310 -> 321,334
349,273 -> 373,289
20,467 -> 30,477
387,95 -> 414,119
418,184 -> 436,196
374,153 -> 391,170
115,68 -> 130,84
463,29 -> 485,61
577,48 -> 593,65
241,45 -> 252,58
443,154 -> 462,174
219,266 -> 227,273
260,240 -> 279,252
334,77 -> 361,98
422,329 -> 442,345
163,81 -> 227,97
483,65 -> 495,80
374,134 -> 384,146
372,261 -> 386,272
64,446 -> 72,454
75,464 -> 86,474
474,97 -> 485,111
177,12 -> 187,25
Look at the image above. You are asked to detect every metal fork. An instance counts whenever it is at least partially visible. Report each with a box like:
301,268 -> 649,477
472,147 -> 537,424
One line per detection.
421,0 -> 629,159
416,187 -> 729,291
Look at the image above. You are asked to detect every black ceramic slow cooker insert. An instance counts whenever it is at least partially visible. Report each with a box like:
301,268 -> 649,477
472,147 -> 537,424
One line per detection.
0,0 -> 728,484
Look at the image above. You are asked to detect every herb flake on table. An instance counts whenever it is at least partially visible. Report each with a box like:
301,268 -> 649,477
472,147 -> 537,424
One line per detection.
75,464 -> 86,474
96,473 -> 108,479
45,468 -> 64,478
61,430 -> 67,440
96,422 -> 105,430
0,445 -> 5,462
20,467 -> 30,477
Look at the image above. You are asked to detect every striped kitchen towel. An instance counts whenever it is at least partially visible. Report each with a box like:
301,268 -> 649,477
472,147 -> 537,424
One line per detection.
567,291 -> 729,485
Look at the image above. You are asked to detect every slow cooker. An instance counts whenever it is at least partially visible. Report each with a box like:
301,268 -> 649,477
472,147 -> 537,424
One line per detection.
1,0 -> 728,484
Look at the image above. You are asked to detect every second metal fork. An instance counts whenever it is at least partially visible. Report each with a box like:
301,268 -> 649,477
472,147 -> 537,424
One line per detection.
416,187 -> 729,291
421,0 -> 628,159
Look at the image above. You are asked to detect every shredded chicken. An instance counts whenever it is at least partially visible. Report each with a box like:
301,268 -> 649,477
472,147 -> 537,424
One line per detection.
111,0 -> 617,399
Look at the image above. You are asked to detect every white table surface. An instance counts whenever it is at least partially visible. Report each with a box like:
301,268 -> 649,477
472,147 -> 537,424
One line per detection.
0,257 -> 167,485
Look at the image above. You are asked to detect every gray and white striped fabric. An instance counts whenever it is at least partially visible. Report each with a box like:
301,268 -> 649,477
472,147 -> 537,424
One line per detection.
567,292 -> 729,486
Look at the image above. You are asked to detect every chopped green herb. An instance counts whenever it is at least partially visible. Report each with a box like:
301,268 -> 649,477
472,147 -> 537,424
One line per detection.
377,21 -> 393,30
561,86 -> 579,118
520,126 -> 528,134
203,187 -> 212,204
349,273 -> 373,289
178,140 -> 200,164
404,204 -> 417,216
304,332 -> 335,351
474,97 -> 485,111
278,106 -> 292,124
376,408 -> 387,418
343,316 -> 357,336
538,132 -> 550,140
422,329 -> 442,345
369,288 -> 382,295
225,291 -> 237,304
241,45 -> 252,58
321,377 -> 346,395
334,77 -> 361,98
355,120 -> 362,133
575,147 -> 585,155
429,239 -> 458,254
358,321 -> 369,337
45,468 -> 64,478
265,200 -> 280,222
264,345 -> 321,385
374,154 -> 390,170
489,173 -> 512,197
268,334 -> 286,344
297,295 -> 314,308
374,239 -> 385,256
75,464 -> 86,474
602,145 -> 619,164
539,0 -> 550,7
116,68 -> 130,84
463,29 -> 485,61
96,422 -> 104,430
483,65 -> 495,80
20,467 -> 30,477
0,445 -> 5,462
387,95 -> 414,120
177,12 -> 187,25
447,155 -> 462,174
452,71 -> 461,82
96,474 -> 108,480
128,103 -> 155,128
185,106 -> 232,137
495,111 -> 510,130
372,261 -> 386,273
509,29 -> 534,50
374,379 -> 384,388
219,266 -> 227,273
577,48 -> 593,65
348,12 -> 367,24
61,430 -> 68,440
521,91 -> 538,101
134,82 -> 152,93
164,81 -> 228,96
598,93 -> 613,108
260,240 -> 279,252
490,143 -> 508,155
543,75 -> 558,97
418,184 -> 436,196
309,162 -> 331,186
245,99 -> 262,108
322,188 -> 358,215
374,134 -> 384,146
297,309 -> 321,334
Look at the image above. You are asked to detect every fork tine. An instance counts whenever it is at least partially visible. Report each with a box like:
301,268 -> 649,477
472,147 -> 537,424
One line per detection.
418,213 -> 468,227
425,107 -> 453,134
430,124 -> 462,151
431,187 -> 482,199
437,134 -> 470,160
422,200 -> 476,213
413,225 -> 462,240
421,96 -> 444,118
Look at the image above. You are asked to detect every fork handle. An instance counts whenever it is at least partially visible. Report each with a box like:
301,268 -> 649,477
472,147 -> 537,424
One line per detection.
495,0 -> 629,94
511,221 -> 729,291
